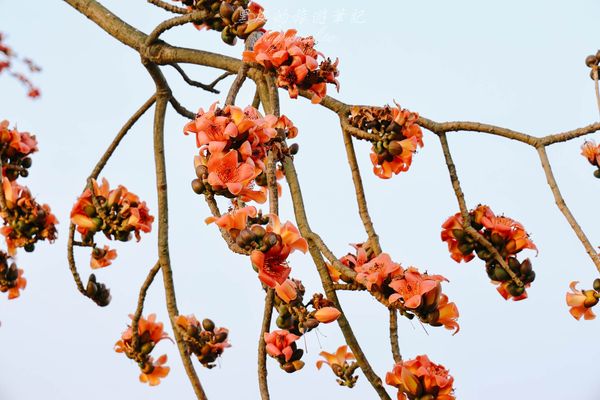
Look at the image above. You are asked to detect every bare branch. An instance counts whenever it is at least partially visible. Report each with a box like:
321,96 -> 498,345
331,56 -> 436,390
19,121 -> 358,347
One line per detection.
536,145 -> 600,273
169,96 -> 196,119
147,0 -> 189,14
389,309 -> 402,364
170,63 -> 221,93
131,261 -> 162,351
258,288 -> 274,400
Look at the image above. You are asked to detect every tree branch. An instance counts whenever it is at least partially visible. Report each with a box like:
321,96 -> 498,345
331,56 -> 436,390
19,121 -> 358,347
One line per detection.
131,261 -> 162,351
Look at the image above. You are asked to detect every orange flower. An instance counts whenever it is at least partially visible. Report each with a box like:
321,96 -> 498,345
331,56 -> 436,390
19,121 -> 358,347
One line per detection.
115,313 -> 170,355
386,355 -> 455,400
1,266 -> 27,300
275,279 -> 298,303
440,213 -> 475,263
566,281 -> 597,320
264,330 -> 300,362
139,354 -> 170,386
251,248 -> 292,288
90,245 -> 117,269
266,213 -> 308,254
354,252 -> 402,291
206,150 -> 257,195
388,268 -> 446,309
581,140 -> 600,166
316,345 -> 355,370
205,205 -> 258,232
432,294 -> 460,335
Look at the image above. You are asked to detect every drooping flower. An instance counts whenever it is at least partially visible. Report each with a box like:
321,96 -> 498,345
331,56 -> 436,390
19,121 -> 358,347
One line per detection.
139,354 -> 170,386
205,205 -> 258,232
175,315 -> 230,368
386,355 -> 455,400
316,345 -> 359,388
566,281 -> 597,320
0,254 -> 26,300
90,245 -> 117,269
581,140 -> 600,167
388,267 -> 446,309
264,329 -> 299,362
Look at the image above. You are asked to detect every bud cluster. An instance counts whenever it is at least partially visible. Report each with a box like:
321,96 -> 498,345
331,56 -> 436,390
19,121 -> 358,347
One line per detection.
348,103 -> 424,179
273,279 -> 341,335
584,50 -> 600,80
175,0 -> 266,45
243,29 -> 340,104
566,279 -> 600,320
206,206 -> 308,288
0,251 -> 26,299
386,355 -> 455,400
441,205 -> 537,300
114,314 -> 171,386
185,103 -> 298,203
264,329 -> 304,373
339,244 -> 459,334
0,120 -> 37,181
175,315 -> 231,368
316,345 -> 358,388
85,273 -> 111,307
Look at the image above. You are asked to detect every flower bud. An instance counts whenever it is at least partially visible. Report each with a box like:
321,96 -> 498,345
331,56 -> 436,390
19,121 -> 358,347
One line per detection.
593,278 -> 600,292
232,6 -> 244,23
219,1 -> 234,19
195,165 -> 208,178
508,257 -> 521,273
191,179 -> 205,194
221,27 -> 237,45
262,232 -> 279,249
21,157 -> 32,168
457,242 -> 474,255
289,143 -> 299,155
585,55 -> 598,68
303,318 -> 320,331
202,318 -> 215,331
594,169 -> 600,179
6,263 -> 18,280
215,330 -> 228,342
314,307 -> 341,323
388,140 -> 404,156
140,342 -> 155,355
493,267 -> 510,282
583,290 -> 599,308
507,282 -> 525,297
251,225 -> 266,240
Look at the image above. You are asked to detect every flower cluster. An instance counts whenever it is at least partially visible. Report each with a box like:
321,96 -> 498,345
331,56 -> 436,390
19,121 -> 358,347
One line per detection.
243,29 -> 340,104
175,0 -> 266,45
0,251 -> 26,300
441,205 -> 537,300
175,315 -> 230,368
348,103 -> 424,179
115,314 -> 171,386
566,279 -> 600,320
0,33 -> 41,98
71,178 -> 154,270
274,278 -> 340,333
207,206 -> 308,288
264,329 -> 304,373
386,355 -> 455,400
0,120 -> 37,181
316,345 -> 358,388
339,244 -> 459,334
185,103 -> 298,202
1,178 -> 58,254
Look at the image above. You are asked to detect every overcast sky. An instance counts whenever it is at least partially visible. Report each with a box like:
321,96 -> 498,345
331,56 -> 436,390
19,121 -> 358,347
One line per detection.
1,1 -> 600,399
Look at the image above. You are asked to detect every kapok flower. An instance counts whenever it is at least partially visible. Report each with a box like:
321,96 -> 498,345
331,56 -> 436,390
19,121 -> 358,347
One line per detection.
566,281 -> 597,320
581,140 -> 600,167
139,354 -> 170,386
206,150 -> 258,196
264,329 -> 304,372
440,213 -> 475,263
275,279 -> 298,303
205,205 -> 258,233
388,267 -> 446,309
0,120 -> 38,180
316,345 -> 358,388
354,252 -> 402,291
386,355 -> 455,400
429,294 -> 460,335
90,245 -> 117,269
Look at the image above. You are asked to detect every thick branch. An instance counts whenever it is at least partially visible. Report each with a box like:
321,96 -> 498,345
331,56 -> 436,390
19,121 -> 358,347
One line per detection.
145,62 -> 208,400
536,145 -> 600,273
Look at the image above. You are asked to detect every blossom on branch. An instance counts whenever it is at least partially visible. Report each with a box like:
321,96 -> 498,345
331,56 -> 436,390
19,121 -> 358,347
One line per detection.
566,281 -> 598,320
0,252 -> 26,300
386,355 -> 455,400
316,345 -> 358,388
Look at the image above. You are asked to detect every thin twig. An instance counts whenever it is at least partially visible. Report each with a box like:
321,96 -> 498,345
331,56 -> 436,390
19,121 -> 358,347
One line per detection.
438,133 -> 523,286
340,122 -> 382,254
204,193 -> 249,255
536,145 -> 600,273
170,63 -> 221,93
258,288 -> 274,400
389,309 -> 402,364
67,224 -> 86,295
225,65 -> 249,106
252,88 -> 261,109
147,0 -> 189,14
131,261 -> 162,351
145,10 -> 208,46
170,96 -> 196,119
145,62 -> 208,400
594,67 -> 600,119
332,283 -> 365,291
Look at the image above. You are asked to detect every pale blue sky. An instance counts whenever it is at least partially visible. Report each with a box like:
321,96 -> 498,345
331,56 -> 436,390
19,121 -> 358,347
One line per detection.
1,1 -> 599,399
